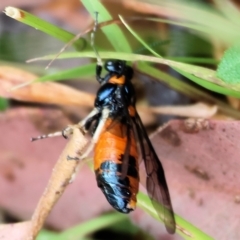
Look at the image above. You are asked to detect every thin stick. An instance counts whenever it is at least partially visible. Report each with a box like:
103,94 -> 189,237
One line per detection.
45,27 -> 92,69
26,127 -> 88,240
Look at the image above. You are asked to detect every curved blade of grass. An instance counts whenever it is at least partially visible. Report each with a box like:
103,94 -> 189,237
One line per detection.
166,62 -> 240,93
4,7 -> 87,51
168,57 -> 218,65
175,67 -> 240,97
58,212 -> 127,240
82,0 -> 132,53
137,192 -> 213,240
150,59 -> 240,94
137,62 -> 240,119
119,15 -> 162,58
36,63 -> 96,82
36,230 -> 59,240
11,63 -> 96,90
29,51 -> 240,98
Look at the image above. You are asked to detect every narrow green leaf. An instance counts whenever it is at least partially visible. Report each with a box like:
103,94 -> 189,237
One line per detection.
30,51 -> 240,96
138,192 -> 213,240
58,212 -> 127,240
137,62 -> 240,119
176,67 -> 240,97
4,7 -> 87,51
36,230 -> 59,240
168,57 -> 218,65
36,63 -> 96,82
119,15 -> 162,58
169,61 -> 240,93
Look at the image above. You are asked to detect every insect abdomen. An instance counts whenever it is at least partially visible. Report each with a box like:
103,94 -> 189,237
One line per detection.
94,121 -> 139,213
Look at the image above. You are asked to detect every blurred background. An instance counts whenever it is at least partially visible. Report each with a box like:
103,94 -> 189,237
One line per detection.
1,0 -> 240,239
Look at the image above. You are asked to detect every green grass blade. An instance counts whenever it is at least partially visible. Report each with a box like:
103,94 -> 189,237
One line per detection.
168,57 -> 218,65
30,51 -> 240,98
137,62 -> 240,119
4,7 -> 87,51
36,63 -> 96,82
37,213 -> 127,240
36,230 -> 59,240
175,67 -> 240,97
138,192 -> 213,240
119,15 -> 162,58
58,212 -> 127,240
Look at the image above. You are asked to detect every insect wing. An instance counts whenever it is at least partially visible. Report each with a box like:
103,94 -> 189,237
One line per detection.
133,112 -> 176,234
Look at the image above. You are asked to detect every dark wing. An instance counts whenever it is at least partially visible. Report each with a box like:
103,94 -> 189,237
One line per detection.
132,112 -> 176,234
120,122 -> 131,179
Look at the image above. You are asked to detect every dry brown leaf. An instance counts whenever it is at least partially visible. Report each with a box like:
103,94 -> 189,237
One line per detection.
141,102 -> 218,119
0,66 -> 94,107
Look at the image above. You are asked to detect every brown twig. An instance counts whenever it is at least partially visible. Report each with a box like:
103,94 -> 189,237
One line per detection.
25,127 -> 88,240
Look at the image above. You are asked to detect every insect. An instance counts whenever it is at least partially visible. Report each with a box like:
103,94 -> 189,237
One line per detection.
85,59 -> 176,233
32,13 -> 176,234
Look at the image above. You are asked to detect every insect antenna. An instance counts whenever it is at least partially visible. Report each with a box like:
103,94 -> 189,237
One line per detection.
31,131 -> 63,142
91,11 -> 103,67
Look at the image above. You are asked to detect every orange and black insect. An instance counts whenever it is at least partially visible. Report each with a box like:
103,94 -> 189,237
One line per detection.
32,13 -> 176,234
80,59 -> 176,233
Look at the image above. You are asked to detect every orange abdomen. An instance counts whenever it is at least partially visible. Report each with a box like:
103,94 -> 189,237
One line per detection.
94,119 -> 139,213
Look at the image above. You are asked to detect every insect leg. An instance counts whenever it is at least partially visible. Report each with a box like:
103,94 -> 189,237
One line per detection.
31,108 -> 100,142
31,131 -> 63,142
78,107 -> 109,160
62,107 -> 100,137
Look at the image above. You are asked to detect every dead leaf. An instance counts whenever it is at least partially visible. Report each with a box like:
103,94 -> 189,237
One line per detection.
148,102 -> 218,118
0,66 -> 94,107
